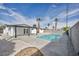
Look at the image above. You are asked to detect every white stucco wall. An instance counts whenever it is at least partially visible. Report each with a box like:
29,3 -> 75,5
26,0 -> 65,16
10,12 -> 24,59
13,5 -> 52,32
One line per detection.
31,29 -> 44,34
31,29 -> 37,34
10,27 -> 15,36
39,29 -> 44,33
3,26 -> 31,37
3,27 -> 8,35
3,27 -> 15,36
16,27 -> 24,36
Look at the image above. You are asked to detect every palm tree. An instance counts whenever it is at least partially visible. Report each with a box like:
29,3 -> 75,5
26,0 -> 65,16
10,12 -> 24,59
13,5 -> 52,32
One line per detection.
36,18 -> 40,33
47,23 -> 50,29
47,23 -> 50,27
54,18 -> 58,30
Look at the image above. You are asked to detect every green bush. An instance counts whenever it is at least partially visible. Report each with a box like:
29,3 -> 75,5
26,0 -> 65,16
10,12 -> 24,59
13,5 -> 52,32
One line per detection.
63,26 -> 69,32
0,25 -> 5,30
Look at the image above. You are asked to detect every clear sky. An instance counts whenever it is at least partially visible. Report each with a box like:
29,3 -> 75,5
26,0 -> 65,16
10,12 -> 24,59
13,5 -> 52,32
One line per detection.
0,3 -> 79,28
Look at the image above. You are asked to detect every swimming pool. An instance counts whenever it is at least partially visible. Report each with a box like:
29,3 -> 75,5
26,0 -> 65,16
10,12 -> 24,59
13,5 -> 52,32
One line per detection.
37,34 -> 61,41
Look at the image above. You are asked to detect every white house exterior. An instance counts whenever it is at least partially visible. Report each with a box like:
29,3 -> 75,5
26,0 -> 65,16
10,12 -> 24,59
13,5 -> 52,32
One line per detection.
31,28 -> 44,34
31,29 -> 37,34
3,26 -> 15,36
3,24 -> 32,37
2,23 -> 44,37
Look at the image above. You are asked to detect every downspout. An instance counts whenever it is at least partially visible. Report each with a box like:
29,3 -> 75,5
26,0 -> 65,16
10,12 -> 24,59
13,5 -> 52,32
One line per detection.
14,26 -> 17,38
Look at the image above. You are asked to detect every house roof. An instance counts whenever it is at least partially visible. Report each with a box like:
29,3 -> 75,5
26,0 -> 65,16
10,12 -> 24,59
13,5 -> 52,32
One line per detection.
5,24 -> 32,28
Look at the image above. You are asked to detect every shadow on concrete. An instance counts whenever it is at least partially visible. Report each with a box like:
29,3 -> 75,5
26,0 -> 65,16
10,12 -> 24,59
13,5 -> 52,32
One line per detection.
0,39 -> 15,56
15,47 -> 43,56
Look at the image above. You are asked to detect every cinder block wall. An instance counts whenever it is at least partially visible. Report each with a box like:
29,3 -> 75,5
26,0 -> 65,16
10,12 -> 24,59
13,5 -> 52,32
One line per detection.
69,21 -> 79,54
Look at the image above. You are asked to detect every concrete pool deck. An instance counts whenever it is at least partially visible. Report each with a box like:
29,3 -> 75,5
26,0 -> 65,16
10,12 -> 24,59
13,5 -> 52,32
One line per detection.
0,33 -> 75,56
9,33 -> 71,56
10,35 -> 50,56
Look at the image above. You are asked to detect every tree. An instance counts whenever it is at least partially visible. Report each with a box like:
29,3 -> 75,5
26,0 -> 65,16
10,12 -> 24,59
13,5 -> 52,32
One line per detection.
63,26 -> 69,32
36,18 -> 41,33
54,18 -> 58,30
47,23 -> 50,27
0,25 -> 5,30
47,23 -> 50,29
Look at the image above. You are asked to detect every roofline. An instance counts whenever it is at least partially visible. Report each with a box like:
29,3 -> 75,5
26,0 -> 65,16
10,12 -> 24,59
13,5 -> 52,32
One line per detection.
5,24 -> 32,28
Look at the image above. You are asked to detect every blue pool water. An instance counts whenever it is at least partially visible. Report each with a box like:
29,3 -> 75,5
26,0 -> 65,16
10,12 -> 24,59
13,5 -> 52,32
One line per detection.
37,34 -> 61,41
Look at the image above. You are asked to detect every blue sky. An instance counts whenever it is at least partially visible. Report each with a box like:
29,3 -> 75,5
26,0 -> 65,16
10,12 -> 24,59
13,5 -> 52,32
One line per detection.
0,3 -> 79,28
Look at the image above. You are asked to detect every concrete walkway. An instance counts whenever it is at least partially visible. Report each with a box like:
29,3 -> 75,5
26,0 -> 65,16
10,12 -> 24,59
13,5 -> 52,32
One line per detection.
10,35 -> 49,56
9,33 -> 71,56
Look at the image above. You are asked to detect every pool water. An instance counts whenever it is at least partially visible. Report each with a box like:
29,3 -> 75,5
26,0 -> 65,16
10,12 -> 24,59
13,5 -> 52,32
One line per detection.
37,34 -> 61,41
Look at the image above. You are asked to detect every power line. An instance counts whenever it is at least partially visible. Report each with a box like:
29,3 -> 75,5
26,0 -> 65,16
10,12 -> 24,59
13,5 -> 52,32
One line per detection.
66,3 -> 69,27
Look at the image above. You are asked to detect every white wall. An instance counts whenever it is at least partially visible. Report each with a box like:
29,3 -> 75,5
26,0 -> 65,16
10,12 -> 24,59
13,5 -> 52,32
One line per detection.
3,27 -> 15,36
10,27 -> 15,36
31,29 -> 37,34
3,26 -> 31,36
3,27 -> 8,35
31,29 -> 44,34
16,27 -> 24,36
39,29 -> 44,33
